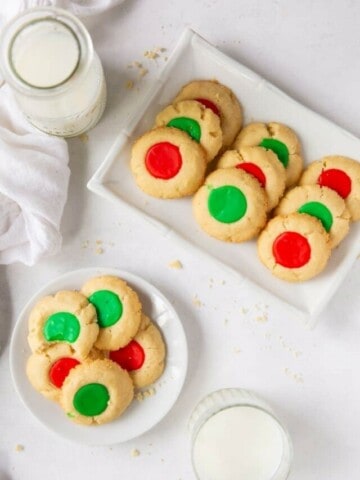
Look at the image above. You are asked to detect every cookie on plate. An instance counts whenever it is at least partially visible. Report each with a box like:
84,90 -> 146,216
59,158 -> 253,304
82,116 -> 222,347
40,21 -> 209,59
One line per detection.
26,344 -> 103,402
82,275 -> 142,351
110,314 -> 166,389
60,359 -> 133,425
299,156 -> 360,221
28,291 -> 99,359
155,100 -> 222,162
257,213 -> 331,282
217,147 -> 286,210
234,122 -> 303,187
130,127 -> 207,198
193,168 -> 268,242
275,185 -> 351,248
173,80 -> 242,148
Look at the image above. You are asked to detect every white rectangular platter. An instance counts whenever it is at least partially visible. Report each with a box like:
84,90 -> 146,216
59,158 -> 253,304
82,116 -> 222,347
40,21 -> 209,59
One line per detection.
88,28 -> 360,326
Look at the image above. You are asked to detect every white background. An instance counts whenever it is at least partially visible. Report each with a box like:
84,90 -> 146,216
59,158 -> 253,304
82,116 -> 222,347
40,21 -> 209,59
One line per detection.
1,0 -> 360,479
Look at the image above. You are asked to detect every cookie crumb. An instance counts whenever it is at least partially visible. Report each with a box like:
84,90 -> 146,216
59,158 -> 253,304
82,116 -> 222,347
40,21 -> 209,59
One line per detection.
284,367 -> 304,384
139,67 -> 148,78
96,240 -> 103,245
278,336 -> 302,358
81,240 -> 89,249
131,449 -> 140,457
240,307 -> 248,314
168,260 -> 183,270
125,80 -> 134,90
15,444 -> 24,452
192,295 -> 202,308
255,313 -> 268,323
135,387 -> 156,402
78,133 -> 89,143
144,50 -> 159,60
95,247 -> 104,255
135,391 -> 144,402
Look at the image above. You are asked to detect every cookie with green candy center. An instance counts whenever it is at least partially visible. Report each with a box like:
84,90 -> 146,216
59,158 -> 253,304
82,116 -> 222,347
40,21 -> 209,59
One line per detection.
193,167 -> 268,242
60,359 -> 133,425
234,122 -> 303,187
155,100 -> 223,162
28,290 -> 99,359
82,275 -> 142,351
299,156 -> 360,221
173,80 -> 242,148
275,184 -> 350,248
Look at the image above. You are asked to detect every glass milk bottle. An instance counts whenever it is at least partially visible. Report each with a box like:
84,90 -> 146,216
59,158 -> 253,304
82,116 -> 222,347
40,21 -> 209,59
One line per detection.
189,388 -> 293,480
0,7 -> 106,137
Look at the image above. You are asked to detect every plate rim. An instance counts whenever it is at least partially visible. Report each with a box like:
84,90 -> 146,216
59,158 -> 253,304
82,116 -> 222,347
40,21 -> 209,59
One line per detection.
10,267 -> 188,445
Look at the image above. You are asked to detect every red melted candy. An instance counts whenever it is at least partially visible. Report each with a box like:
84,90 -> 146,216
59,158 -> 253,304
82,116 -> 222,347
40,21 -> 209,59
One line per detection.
195,98 -> 220,117
318,168 -> 352,199
110,340 -> 145,371
49,357 -> 80,388
145,142 -> 182,179
273,231 -> 311,268
236,162 -> 266,188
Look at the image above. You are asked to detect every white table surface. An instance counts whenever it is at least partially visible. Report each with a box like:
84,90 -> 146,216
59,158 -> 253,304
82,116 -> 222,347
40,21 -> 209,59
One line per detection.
1,1 -> 360,479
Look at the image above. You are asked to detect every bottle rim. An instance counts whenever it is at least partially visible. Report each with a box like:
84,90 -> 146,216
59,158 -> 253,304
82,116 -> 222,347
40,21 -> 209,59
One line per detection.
0,7 -> 93,97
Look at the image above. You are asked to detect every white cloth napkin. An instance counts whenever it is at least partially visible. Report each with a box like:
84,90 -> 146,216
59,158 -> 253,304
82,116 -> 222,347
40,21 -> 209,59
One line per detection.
0,0 -> 125,24
0,85 -> 70,265
0,0 -> 124,265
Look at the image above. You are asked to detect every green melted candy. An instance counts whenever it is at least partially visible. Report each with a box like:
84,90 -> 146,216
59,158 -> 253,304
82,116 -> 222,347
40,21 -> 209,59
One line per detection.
89,290 -> 123,328
208,185 -> 247,223
43,312 -> 80,343
259,138 -> 289,168
167,117 -> 201,142
298,201 -> 333,232
73,383 -> 110,416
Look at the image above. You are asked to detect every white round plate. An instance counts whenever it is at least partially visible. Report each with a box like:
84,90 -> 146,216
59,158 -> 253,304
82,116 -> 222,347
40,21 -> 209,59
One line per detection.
10,267 -> 188,445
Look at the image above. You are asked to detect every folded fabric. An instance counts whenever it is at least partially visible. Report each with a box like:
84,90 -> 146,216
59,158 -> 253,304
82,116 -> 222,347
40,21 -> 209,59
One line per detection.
0,0 -> 125,25
0,84 -> 70,265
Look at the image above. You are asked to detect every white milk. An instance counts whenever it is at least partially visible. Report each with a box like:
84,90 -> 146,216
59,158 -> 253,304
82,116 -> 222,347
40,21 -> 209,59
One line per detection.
1,8 -> 106,137
11,20 -> 80,88
192,406 -> 285,480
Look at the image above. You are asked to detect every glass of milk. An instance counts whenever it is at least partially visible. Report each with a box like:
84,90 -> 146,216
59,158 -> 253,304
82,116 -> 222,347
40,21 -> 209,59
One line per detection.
189,388 -> 293,480
0,7 -> 106,137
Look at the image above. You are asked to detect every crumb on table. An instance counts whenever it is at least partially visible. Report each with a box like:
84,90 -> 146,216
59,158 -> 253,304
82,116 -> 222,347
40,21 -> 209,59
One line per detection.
192,295 -> 202,308
131,448 -> 140,457
168,260 -> 183,270
15,444 -> 24,452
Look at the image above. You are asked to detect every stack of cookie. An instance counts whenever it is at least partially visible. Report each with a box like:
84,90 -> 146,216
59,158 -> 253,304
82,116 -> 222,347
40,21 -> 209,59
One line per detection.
129,78 -> 360,282
258,156 -> 360,281
130,79 -> 242,198
194,121 -> 303,242
26,275 -> 166,425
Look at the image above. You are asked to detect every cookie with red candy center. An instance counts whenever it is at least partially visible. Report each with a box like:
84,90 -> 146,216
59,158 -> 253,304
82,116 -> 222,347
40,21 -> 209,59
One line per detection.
299,156 -> 360,221
173,80 -> 242,148
217,147 -> 286,211
26,344 -> 103,402
130,127 -> 207,199
257,212 -> 331,282
109,314 -> 165,389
